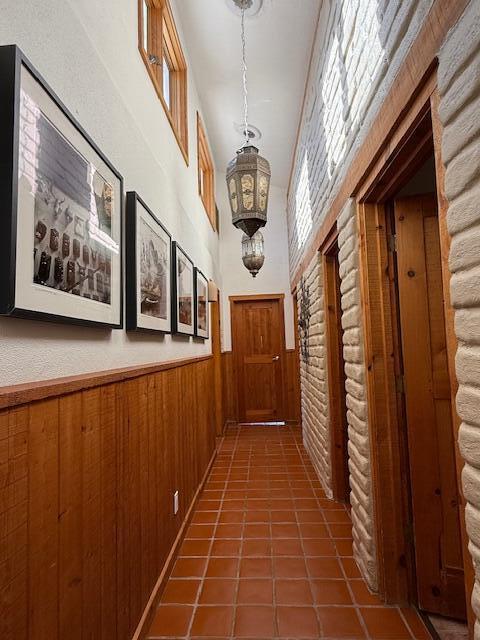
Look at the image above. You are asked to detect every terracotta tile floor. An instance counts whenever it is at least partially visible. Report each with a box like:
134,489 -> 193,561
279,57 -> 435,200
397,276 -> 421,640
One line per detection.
148,424 -> 432,639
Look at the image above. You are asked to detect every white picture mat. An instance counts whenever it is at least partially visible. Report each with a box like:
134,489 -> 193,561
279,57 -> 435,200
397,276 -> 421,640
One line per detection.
15,64 -> 122,325
176,247 -> 193,334
136,200 -> 171,332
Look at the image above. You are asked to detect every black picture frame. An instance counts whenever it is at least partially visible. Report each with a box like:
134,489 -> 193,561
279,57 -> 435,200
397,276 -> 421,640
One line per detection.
194,267 -> 209,340
171,242 -> 194,336
126,192 -> 172,334
0,45 -> 123,328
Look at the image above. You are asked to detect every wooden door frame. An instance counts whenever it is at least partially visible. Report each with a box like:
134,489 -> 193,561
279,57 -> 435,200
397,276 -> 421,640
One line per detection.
322,227 -> 350,503
291,290 -> 302,425
354,69 -> 473,629
230,293 -> 287,423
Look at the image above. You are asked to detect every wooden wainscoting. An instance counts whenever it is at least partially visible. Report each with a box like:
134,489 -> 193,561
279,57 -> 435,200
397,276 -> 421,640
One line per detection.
0,355 -> 216,640
221,350 -> 237,425
285,348 -> 301,423
221,348 -> 300,425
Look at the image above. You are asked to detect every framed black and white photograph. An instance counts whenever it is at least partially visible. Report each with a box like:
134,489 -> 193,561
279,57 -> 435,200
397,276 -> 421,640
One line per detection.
171,242 -> 194,336
0,45 -> 123,328
194,268 -> 209,340
126,192 -> 171,334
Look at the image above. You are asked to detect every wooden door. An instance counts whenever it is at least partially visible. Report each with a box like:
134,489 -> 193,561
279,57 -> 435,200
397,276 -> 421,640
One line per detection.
394,194 -> 466,619
231,297 -> 285,422
324,245 -> 350,503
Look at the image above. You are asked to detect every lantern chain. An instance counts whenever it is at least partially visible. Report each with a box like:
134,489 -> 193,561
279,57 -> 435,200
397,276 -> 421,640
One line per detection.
241,7 -> 249,147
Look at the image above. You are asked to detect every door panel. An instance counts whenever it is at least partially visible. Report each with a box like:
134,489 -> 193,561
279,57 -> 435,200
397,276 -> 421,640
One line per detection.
232,298 -> 285,422
394,194 -> 465,619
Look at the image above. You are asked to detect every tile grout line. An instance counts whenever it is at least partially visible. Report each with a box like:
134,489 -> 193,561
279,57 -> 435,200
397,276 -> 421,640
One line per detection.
229,427 -> 246,639
150,424 -> 431,639
185,427 -> 233,639
291,422 -> 374,640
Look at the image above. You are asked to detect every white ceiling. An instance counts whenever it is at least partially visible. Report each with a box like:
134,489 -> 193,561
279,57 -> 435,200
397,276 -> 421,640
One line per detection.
175,0 -> 320,189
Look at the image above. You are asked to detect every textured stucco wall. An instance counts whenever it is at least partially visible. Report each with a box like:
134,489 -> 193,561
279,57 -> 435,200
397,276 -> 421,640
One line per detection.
289,0 -> 435,591
296,198 -> 376,590
298,252 -> 333,497
437,0 -> 480,635
0,0 -> 219,385
287,0 -> 434,277
337,199 -> 376,591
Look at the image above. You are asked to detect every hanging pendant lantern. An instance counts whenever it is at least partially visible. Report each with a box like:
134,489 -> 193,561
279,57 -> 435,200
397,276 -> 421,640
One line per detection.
227,145 -> 271,237
242,231 -> 264,277
226,0 -> 271,238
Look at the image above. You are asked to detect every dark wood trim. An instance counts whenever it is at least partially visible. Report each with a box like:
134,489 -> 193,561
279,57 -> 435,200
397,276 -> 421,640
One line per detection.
211,299 -> 224,437
132,446 -> 217,640
0,354 -> 212,410
229,293 -> 285,302
323,243 -> 349,503
290,0 -> 471,290
358,201 -> 410,604
431,89 -> 475,636
320,225 -> 339,255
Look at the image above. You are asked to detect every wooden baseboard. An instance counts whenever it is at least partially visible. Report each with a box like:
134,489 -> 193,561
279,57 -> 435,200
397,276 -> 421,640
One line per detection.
132,446 -> 218,640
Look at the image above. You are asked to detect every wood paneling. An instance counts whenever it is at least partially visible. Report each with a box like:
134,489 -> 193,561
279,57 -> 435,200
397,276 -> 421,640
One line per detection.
285,349 -> 301,423
395,194 -> 465,618
221,351 -> 237,425
0,355 -> 212,411
211,300 -> 224,436
221,349 -> 300,425
0,355 -> 216,640
358,202 -> 410,604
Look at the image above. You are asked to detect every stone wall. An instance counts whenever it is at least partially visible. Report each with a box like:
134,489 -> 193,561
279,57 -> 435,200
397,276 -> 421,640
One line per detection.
298,253 -> 333,497
337,199 -> 377,591
437,1 -> 480,635
296,198 -> 377,590
287,0 -> 433,277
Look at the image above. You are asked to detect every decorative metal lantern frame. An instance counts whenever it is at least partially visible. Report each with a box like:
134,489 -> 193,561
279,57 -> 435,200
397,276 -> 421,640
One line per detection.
227,145 -> 271,237
241,231 -> 264,278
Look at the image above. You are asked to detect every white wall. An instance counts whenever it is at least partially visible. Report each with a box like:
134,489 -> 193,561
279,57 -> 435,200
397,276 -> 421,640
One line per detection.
0,0 -> 220,386
217,175 -> 295,351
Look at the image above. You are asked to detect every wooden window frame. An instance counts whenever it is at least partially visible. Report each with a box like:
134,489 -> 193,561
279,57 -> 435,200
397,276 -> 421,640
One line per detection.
197,113 -> 216,230
138,0 -> 189,164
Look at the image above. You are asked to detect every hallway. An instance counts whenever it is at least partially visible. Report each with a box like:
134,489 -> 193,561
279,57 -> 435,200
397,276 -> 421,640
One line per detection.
148,425 -> 431,639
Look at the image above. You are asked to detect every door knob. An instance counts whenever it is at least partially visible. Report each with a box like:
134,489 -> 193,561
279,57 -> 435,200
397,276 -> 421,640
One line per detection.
272,355 -> 279,361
